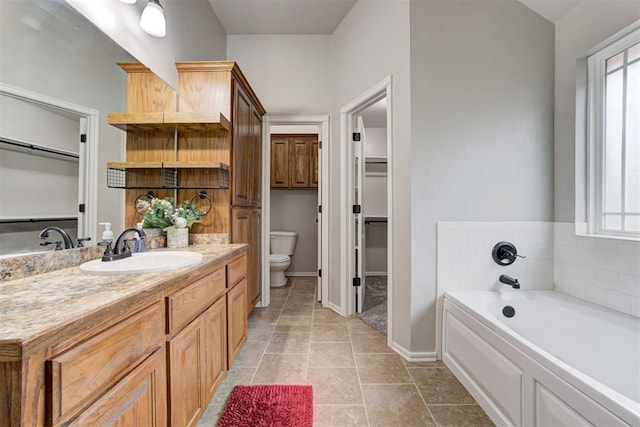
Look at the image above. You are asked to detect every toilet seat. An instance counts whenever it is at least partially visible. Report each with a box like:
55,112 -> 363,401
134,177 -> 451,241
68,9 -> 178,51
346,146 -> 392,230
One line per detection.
269,254 -> 290,263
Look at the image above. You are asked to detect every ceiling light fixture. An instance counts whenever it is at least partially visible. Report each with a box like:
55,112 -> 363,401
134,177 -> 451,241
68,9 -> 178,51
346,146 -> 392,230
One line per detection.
140,0 -> 166,38
120,0 -> 137,4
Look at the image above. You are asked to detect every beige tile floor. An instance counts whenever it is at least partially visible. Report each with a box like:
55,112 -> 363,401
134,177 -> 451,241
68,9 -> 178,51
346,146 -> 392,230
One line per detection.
198,277 -> 494,426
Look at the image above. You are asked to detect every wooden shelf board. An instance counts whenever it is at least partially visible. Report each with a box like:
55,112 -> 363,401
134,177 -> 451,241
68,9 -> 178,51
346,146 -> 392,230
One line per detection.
107,162 -> 163,169
163,161 -> 229,170
108,112 -> 165,131
164,112 -> 230,132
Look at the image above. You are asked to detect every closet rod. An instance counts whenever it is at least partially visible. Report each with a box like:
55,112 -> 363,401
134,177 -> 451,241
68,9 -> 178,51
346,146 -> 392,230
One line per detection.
0,216 -> 77,224
0,136 -> 79,160
365,218 -> 387,225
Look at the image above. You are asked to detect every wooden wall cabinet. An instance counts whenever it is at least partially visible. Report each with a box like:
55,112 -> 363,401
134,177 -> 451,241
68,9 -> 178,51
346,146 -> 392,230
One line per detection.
270,134 -> 318,189
109,62 -> 265,313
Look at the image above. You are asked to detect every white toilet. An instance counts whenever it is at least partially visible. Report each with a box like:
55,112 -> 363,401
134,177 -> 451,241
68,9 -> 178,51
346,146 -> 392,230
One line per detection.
269,231 -> 298,287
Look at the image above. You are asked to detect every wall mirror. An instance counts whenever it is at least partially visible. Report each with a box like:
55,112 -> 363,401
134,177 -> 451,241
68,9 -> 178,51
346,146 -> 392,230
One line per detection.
0,0 -> 135,256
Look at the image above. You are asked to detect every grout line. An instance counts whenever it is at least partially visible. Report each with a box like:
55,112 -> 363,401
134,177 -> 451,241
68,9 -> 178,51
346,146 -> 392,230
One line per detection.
408,362 -> 439,426
348,313 -> 371,427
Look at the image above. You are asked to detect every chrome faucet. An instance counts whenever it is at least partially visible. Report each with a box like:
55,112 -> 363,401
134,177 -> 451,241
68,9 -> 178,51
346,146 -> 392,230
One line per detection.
39,226 -> 74,250
499,274 -> 520,289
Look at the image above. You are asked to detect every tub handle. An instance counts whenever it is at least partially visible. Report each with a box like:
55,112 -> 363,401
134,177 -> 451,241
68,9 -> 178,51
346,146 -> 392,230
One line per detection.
492,241 -> 526,266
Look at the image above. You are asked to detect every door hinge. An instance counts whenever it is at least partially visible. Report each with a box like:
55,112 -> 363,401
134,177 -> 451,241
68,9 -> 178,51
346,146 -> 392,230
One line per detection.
78,203 -> 86,213
318,205 -> 322,213
318,140 -> 322,149
352,277 -> 361,287
318,269 -> 322,277
353,132 -> 361,142
80,134 -> 87,143
352,204 -> 361,214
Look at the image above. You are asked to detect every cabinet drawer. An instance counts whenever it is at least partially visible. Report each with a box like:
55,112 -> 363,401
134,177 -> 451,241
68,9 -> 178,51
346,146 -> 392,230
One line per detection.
47,302 -> 164,425
166,267 -> 226,333
227,255 -> 247,288
67,348 -> 167,426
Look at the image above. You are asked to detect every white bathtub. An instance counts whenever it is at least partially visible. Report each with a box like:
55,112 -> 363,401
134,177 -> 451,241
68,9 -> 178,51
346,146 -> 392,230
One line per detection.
442,290 -> 640,426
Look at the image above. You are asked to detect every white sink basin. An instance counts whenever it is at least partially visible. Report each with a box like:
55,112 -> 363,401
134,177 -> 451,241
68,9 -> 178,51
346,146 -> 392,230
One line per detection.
79,251 -> 203,275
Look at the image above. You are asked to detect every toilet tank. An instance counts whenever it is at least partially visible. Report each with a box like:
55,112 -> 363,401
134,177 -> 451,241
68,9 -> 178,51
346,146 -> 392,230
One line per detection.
270,231 -> 298,255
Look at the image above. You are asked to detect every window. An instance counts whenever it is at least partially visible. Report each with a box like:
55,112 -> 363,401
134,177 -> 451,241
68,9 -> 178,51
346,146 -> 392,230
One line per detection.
587,29 -> 640,238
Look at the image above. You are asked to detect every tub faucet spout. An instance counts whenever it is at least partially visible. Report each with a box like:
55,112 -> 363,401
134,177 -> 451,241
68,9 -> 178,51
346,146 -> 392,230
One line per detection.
499,274 -> 520,289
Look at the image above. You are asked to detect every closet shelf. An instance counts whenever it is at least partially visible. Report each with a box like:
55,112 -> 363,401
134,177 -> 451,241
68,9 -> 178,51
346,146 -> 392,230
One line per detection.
365,156 -> 387,164
106,162 -> 230,189
107,112 -> 230,132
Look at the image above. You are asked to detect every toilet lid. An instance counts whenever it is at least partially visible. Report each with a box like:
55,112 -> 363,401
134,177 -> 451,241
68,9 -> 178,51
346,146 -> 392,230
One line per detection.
270,254 -> 290,262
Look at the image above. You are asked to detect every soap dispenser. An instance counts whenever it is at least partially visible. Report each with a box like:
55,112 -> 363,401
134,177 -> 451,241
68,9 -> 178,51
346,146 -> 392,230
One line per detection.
99,222 -> 114,243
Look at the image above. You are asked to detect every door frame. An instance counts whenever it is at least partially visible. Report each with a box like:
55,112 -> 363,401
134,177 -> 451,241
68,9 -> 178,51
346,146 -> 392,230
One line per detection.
260,115 -> 330,307
340,76 -> 393,339
0,82 -> 99,241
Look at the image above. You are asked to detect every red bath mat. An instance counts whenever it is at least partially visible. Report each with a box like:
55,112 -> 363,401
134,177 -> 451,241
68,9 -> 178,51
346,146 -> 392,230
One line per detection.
217,384 -> 313,427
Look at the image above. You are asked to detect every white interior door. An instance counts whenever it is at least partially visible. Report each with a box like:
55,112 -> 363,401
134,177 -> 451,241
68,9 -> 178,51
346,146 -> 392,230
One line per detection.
354,116 -> 366,313
317,130 -> 322,301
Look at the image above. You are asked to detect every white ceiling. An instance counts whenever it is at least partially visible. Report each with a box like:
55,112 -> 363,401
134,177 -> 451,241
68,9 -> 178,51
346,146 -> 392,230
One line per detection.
518,0 -> 582,23
206,0 -> 581,36
207,0 -> 357,35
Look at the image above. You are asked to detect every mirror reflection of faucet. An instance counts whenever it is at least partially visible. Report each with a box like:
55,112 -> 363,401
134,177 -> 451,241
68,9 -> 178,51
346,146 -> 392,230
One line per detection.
39,226 -> 74,250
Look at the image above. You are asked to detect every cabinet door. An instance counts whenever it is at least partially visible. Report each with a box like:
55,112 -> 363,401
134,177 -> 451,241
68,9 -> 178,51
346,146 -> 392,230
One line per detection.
249,107 -> 263,205
289,137 -> 310,187
271,136 -> 289,188
232,82 -> 252,206
231,207 -> 260,312
168,316 -> 205,427
227,278 -> 248,367
68,349 -> 167,427
202,297 -> 227,401
311,139 -> 319,188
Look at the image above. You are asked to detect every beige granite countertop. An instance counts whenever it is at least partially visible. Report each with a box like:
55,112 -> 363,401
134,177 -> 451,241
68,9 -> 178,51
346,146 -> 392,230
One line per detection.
0,244 -> 246,358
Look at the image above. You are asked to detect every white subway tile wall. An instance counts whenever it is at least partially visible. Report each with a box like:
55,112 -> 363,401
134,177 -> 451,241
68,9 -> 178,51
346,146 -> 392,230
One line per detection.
554,222 -> 640,318
436,222 -> 555,301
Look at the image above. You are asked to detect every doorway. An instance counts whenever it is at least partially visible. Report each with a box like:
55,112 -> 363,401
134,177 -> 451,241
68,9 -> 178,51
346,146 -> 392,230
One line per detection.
261,116 -> 330,308
341,76 -> 393,339
0,83 -> 99,255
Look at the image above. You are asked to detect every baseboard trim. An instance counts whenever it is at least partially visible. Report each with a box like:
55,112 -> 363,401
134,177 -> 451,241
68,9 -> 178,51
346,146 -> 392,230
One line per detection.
286,272 -> 317,277
390,342 -> 437,362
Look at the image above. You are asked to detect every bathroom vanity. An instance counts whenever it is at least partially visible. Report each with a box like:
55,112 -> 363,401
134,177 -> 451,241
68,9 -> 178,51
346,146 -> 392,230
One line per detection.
0,244 -> 247,426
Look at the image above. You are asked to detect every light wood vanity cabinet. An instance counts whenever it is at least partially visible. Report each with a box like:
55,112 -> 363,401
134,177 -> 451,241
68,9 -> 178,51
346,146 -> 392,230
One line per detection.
270,134 -> 319,189
0,250 -> 248,427
166,268 -> 228,427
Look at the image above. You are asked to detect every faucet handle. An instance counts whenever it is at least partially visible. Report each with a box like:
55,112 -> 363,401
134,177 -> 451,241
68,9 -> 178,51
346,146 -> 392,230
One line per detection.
40,241 -> 63,251
76,237 -> 91,248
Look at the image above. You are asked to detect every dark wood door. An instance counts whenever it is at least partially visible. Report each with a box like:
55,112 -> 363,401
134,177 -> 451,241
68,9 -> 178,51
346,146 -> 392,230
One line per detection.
231,207 -> 261,312
232,82 -> 252,206
271,136 -> 289,188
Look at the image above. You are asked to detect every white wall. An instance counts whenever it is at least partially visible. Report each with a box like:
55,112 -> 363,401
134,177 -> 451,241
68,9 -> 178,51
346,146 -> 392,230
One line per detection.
554,1 -> 640,222
331,0 -> 412,350
227,35 -> 332,114
410,0 -> 555,352
65,0 -> 226,89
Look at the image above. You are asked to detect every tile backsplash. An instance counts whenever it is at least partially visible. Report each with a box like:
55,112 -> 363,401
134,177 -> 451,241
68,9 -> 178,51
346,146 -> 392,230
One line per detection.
554,222 -> 640,318
436,221 -> 640,319
437,222 -> 555,300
